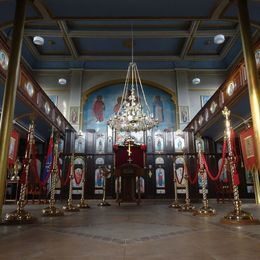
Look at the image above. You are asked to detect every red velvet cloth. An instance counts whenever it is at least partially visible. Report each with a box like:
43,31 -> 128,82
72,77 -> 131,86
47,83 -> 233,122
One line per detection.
114,145 -> 144,167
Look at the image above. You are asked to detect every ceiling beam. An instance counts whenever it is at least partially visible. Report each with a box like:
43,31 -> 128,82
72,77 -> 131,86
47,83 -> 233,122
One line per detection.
32,53 -> 221,62
211,0 -> 231,20
23,28 -> 237,38
220,25 -> 240,59
23,36 -> 41,59
32,0 -> 52,20
180,21 -> 200,59
57,20 -> 78,59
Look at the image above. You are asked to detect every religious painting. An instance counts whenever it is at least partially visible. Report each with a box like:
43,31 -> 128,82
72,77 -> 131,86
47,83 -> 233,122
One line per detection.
82,83 -> 176,134
195,137 -> 205,152
155,157 -> 164,165
70,106 -> 79,124
216,143 -> 223,154
179,106 -> 189,123
129,132 -> 144,144
115,131 -> 127,144
93,95 -> 105,122
200,95 -> 210,107
175,157 -> 186,188
95,168 -> 104,188
8,130 -> 20,165
247,186 -> 254,194
95,157 -> 105,165
73,157 -> 84,189
96,134 -> 105,153
174,131 -> 185,153
113,96 -> 122,114
245,170 -> 254,185
75,136 -> 85,153
136,177 -> 145,193
156,167 -> 165,188
153,95 -> 164,123
0,49 -> 9,70
49,95 -> 58,106
154,131 -> 164,152
218,158 -> 228,183
58,139 -> 64,153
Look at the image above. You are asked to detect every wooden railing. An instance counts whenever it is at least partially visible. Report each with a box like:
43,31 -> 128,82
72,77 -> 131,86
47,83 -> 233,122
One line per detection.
0,33 -> 74,135
185,43 -> 260,134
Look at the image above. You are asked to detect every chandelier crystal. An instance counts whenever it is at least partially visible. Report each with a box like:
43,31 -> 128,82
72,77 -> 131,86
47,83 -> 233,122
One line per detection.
108,62 -> 158,132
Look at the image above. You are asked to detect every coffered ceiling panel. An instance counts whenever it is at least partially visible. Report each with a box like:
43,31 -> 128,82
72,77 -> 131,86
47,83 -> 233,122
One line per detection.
0,0 -> 259,70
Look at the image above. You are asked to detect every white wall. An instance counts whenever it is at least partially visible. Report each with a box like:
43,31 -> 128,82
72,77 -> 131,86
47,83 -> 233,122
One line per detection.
34,68 -> 227,131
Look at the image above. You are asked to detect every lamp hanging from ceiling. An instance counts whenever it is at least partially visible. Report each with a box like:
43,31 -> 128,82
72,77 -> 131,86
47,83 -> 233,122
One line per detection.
107,28 -> 158,132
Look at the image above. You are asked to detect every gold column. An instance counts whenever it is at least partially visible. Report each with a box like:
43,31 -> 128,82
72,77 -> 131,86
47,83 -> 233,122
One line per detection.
221,107 -> 259,224
237,0 -> 260,171
0,0 -> 27,218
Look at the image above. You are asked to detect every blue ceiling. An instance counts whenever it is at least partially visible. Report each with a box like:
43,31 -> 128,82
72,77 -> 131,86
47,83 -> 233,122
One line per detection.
0,0 -> 259,70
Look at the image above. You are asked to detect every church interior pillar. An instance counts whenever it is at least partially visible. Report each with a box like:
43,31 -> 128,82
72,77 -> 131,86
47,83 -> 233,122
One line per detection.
237,0 -> 260,203
0,0 -> 27,217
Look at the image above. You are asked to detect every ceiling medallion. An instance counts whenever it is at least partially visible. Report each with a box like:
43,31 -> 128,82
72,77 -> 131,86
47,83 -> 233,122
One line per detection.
25,81 -> 34,97
226,81 -> 235,96
108,28 -> 158,132
56,116 -> 61,126
198,115 -> 204,126
255,49 -> 260,65
210,101 -> 217,114
194,120 -> 198,131
204,108 -> 209,122
44,102 -> 51,115
0,49 -> 9,70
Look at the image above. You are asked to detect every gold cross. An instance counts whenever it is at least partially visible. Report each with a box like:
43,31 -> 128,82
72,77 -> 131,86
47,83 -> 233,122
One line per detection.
222,106 -> 230,120
127,142 -> 133,157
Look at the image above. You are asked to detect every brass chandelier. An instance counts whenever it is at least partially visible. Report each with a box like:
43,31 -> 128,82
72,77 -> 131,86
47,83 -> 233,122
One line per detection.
107,61 -> 158,132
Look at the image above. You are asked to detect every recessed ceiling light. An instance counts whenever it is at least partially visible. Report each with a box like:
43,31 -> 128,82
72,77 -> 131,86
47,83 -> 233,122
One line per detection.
33,36 -> 44,46
214,34 -> 225,44
192,77 -> 201,85
58,78 -> 67,85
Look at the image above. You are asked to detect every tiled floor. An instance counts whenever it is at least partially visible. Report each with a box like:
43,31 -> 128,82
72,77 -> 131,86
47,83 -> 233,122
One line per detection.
1,200 -> 260,259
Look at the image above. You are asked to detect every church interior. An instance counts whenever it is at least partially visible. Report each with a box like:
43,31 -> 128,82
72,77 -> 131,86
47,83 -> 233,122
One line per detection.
0,0 -> 260,259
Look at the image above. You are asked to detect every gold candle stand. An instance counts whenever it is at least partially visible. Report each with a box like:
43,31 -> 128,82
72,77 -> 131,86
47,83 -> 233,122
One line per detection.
193,143 -> 216,217
179,164 -> 195,212
63,154 -> 80,212
221,107 -> 259,224
42,133 -> 64,217
77,157 -> 90,208
169,162 -> 181,209
98,167 -> 111,207
3,122 -> 36,224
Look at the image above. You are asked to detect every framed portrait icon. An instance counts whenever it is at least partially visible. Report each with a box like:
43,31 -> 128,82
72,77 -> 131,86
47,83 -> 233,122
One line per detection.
179,106 -> 190,123
70,106 -> 79,124
200,95 -> 211,107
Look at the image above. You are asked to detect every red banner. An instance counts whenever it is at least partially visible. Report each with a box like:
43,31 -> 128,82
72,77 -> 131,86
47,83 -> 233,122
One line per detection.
8,130 -> 20,165
240,127 -> 258,171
